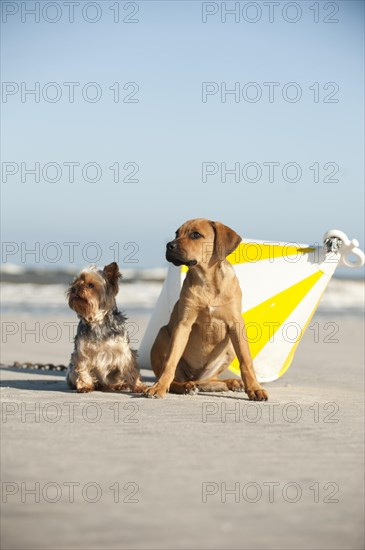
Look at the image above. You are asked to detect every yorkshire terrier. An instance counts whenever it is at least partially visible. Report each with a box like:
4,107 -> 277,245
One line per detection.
66,262 -> 145,393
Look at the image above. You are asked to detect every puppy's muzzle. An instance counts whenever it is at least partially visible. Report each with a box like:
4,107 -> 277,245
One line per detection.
166,241 -> 197,267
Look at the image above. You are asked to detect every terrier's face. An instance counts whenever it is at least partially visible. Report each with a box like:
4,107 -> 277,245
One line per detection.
67,262 -> 121,323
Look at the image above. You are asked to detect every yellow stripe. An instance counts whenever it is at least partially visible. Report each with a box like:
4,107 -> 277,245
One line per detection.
228,270 -> 323,376
277,283 -> 330,378
228,243 -> 315,265
181,243 -> 315,272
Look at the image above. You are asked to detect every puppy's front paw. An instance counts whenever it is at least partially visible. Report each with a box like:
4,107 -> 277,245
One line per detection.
144,383 -> 168,399
246,386 -> 268,401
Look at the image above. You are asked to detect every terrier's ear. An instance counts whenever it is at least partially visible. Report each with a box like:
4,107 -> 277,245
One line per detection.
103,262 -> 121,294
211,221 -> 242,261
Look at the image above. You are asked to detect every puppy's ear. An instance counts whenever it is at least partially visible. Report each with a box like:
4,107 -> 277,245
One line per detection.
103,262 -> 121,294
211,221 -> 242,261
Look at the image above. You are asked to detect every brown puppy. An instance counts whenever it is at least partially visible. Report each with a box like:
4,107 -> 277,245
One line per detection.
145,219 -> 268,401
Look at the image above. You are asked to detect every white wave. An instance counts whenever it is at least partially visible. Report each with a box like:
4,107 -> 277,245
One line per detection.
0,263 -> 26,274
317,278 -> 364,312
0,281 -> 163,312
0,277 -> 363,314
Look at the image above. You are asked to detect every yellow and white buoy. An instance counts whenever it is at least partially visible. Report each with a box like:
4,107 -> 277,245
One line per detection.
139,230 -> 364,382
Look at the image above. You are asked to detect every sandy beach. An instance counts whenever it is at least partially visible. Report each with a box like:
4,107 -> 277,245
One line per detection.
1,307 -> 364,550
3,0 -> 364,545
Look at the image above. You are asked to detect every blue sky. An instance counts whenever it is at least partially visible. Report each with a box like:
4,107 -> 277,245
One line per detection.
1,0 -> 364,274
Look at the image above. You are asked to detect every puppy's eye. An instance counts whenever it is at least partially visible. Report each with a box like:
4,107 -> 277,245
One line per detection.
87,283 -> 94,288
190,231 -> 202,240
71,286 -> 76,293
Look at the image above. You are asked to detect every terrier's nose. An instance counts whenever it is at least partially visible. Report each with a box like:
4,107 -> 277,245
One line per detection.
167,241 -> 177,251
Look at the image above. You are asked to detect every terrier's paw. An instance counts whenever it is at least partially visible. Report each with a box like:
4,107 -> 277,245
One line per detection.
132,382 -> 148,394
183,381 -> 199,395
144,383 -> 168,399
109,383 -> 129,392
76,383 -> 94,393
246,386 -> 269,401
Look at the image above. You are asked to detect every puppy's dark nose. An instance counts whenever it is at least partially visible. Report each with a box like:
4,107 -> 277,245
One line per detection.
167,241 -> 177,251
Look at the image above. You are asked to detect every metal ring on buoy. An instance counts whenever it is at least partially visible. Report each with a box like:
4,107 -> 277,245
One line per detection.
323,229 -> 365,268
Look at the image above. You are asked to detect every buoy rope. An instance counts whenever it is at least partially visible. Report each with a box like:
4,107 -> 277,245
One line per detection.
5,361 -> 67,372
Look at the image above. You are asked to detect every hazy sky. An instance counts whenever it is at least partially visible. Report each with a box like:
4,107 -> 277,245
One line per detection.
1,0 -> 364,275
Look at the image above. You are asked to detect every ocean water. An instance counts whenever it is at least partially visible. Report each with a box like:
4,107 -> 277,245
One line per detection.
0,280 -> 163,315
0,267 -> 363,316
